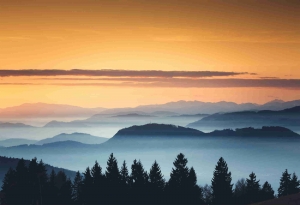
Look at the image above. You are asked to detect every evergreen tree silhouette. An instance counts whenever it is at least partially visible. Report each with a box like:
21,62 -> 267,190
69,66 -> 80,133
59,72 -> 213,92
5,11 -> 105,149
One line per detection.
165,153 -> 190,204
105,153 -> 121,204
59,177 -> 73,205
278,169 -> 291,197
120,160 -> 130,204
82,167 -> 93,204
149,161 -> 165,204
130,159 -> 149,204
15,158 -> 30,204
45,169 -> 58,205
187,167 -> 203,204
289,172 -> 300,194
246,172 -> 261,204
260,181 -> 275,202
91,161 -> 104,204
72,171 -> 83,205
0,168 -> 16,205
211,157 -> 233,205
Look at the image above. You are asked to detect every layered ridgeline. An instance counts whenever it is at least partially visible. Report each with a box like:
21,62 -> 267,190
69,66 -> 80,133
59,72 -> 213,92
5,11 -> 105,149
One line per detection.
188,106 -> 300,131
0,124 -> 299,192
0,133 -> 108,147
1,124 -> 299,152
0,156 -> 76,183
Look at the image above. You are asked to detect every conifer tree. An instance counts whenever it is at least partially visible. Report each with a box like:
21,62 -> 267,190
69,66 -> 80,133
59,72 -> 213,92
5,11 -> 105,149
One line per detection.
15,158 -> 30,204
166,153 -> 190,204
91,161 -> 104,204
120,160 -> 130,204
278,169 -> 291,197
260,181 -> 275,202
289,172 -> 300,194
149,161 -> 165,204
130,159 -> 149,204
1,168 -> 16,205
105,153 -> 121,204
82,167 -> 93,204
211,157 -> 233,205
187,167 -> 203,204
45,169 -> 58,205
120,160 -> 130,186
246,172 -> 261,204
72,171 -> 83,204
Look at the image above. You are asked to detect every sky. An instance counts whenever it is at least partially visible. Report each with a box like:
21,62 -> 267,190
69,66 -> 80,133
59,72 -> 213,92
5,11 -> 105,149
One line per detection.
0,0 -> 299,108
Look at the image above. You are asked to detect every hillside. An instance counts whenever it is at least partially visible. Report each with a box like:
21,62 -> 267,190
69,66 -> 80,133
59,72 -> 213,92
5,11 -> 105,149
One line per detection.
188,106 -> 300,130
0,138 -> 37,147
36,132 -> 108,145
0,156 -> 77,184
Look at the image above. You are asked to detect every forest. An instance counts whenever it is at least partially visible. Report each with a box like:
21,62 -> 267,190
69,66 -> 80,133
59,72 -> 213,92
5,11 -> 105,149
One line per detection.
1,153 -> 299,205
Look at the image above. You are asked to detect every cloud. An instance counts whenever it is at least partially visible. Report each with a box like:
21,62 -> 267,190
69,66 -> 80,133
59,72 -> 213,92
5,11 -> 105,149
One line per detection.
5,77 -> 300,89
0,69 -> 250,78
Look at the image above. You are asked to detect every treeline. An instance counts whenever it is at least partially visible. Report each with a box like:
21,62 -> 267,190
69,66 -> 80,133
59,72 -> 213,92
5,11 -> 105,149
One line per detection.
1,153 -> 300,205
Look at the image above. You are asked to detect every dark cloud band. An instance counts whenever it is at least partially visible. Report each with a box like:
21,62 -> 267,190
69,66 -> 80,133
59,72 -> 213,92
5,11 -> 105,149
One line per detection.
0,69 -> 250,78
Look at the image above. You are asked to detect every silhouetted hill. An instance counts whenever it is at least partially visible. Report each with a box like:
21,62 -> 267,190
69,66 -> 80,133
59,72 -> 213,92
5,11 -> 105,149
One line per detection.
0,156 -> 76,185
208,126 -> 300,138
110,124 -> 204,139
0,102 -> 106,119
0,122 -> 34,128
0,138 -> 37,147
110,113 -> 155,118
36,132 -> 108,145
188,106 -> 300,131
43,120 -> 89,128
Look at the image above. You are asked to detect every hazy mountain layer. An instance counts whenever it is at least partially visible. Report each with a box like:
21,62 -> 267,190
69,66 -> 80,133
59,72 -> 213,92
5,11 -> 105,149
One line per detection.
187,106 -> 300,132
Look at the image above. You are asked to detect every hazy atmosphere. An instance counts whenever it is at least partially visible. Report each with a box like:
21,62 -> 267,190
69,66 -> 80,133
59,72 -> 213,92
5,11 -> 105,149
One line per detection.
0,1 -> 299,205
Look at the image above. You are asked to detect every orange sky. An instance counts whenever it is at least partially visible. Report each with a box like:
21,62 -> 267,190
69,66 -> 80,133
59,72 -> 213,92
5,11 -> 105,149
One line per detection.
0,0 -> 299,108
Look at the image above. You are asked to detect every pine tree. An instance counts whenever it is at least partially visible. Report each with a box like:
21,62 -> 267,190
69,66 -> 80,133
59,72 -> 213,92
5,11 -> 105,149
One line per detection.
278,169 -> 291,197
289,172 -> 300,194
105,153 -> 121,204
15,158 -> 30,204
120,160 -> 130,186
82,167 -> 93,204
130,159 -> 149,204
149,161 -> 165,191
149,161 -> 165,204
72,171 -> 83,204
260,181 -> 275,202
187,167 -> 203,204
45,169 -> 58,205
246,172 -> 261,204
120,161 -> 130,204
166,153 -> 190,204
211,157 -> 233,205
1,168 -> 16,205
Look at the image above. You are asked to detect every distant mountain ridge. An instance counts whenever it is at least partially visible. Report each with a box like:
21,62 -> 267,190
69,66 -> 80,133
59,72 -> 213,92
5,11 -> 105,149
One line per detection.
187,106 -> 300,130
36,133 -> 108,145
0,102 -> 106,119
108,124 -> 300,141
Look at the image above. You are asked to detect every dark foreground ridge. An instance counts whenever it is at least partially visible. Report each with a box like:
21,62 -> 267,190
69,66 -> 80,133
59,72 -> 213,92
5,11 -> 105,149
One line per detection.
1,154 -> 299,205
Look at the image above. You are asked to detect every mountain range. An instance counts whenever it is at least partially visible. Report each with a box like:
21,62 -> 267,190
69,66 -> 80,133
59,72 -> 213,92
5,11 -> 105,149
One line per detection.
0,102 -> 106,119
0,133 -> 108,147
187,106 -> 300,131
1,99 -> 300,120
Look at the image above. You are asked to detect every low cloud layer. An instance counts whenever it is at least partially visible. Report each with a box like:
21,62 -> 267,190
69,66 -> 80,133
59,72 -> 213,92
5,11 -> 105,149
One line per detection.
0,69 -> 250,78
